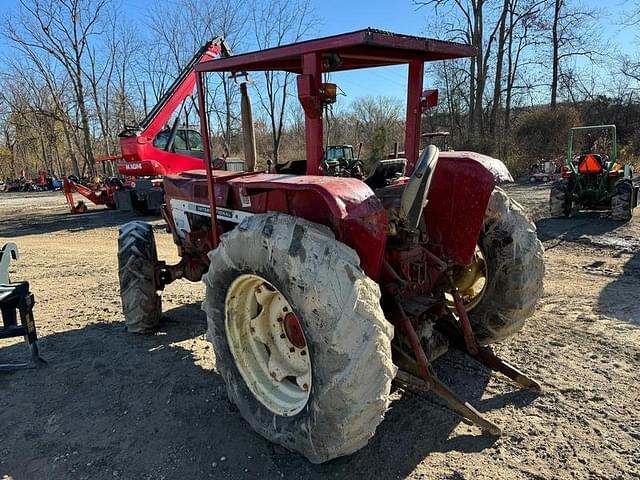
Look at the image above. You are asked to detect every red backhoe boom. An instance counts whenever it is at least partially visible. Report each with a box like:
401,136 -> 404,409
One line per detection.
118,37 -> 233,177
63,37 -> 233,213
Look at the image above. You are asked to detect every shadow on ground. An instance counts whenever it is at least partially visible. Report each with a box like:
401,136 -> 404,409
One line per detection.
596,249 -> 640,325
0,208 -> 160,238
536,211 -> 628,243
1,303 -> 537,479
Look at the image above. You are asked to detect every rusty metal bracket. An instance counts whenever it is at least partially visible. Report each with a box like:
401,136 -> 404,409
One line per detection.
395,370 -> 501,436
392,297 -> 501,436
474,347 -> 542,392
437,315 -> 542,392
446,274 -> 478,354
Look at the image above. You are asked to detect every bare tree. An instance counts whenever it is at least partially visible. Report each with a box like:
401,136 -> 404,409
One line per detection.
251,0 -> 318,162
418,0 -> 512,135
504,0 -> 546,130
549,0 -> 600,108
148,0 -> 248,153
4,0 -> 111,175
351,96 -> 404,163
0,55 -> 83,177
488,0 -> 511,134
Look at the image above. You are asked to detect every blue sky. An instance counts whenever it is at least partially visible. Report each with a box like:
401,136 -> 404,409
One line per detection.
121,0 -> 433,99
0,0 -> 635,102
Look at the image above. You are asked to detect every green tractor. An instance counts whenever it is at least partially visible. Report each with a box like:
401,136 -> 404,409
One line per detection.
321,144 -> 365,178
549,124 -> 638,221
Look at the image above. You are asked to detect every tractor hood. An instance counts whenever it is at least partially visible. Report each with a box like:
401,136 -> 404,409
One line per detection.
439,151 -> 513,183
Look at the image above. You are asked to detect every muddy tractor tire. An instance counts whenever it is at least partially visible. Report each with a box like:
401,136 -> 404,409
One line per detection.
470,188 -> 545,344
611,179 -> 633,221
118,221 -> 161,333
549,180 -> 572,217
202,213 -> 395,464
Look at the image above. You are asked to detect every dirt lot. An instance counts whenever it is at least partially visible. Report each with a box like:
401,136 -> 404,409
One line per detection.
1,183 -> 639,480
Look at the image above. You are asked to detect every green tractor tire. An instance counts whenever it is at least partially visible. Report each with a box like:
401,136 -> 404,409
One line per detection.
549,180 -> 572,217
611,179 -> 633,221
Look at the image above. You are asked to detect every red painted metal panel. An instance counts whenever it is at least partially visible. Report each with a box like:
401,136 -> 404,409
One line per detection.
423,157 -> 496,265
301,53 -> 323,175
163,171 -> 388,279
404,61 -> 424,176
118,138 -> 206,176
439,151 -> 513,182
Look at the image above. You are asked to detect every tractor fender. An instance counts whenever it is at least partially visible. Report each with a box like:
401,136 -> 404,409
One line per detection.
439,151 -> 513,183
424,155 -> 498,266
227,174 -> 388,280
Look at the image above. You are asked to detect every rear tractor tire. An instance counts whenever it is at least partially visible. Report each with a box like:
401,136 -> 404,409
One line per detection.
118,221 -> 162,333
202,213 -> 395,464
468,188 -> 545,344
549,180 -> 572,217
611,179 -> 633,221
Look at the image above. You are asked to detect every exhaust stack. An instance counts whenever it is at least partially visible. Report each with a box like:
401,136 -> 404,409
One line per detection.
240,82 -> 257,172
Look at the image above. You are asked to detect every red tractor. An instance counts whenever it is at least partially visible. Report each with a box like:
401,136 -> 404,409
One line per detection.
117,29 -> 544,463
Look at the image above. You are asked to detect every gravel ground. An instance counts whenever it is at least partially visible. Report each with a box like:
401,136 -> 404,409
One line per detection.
1,182 -> 639,480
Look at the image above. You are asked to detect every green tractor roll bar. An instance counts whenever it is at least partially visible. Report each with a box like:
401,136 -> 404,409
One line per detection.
567,124 -> 617,170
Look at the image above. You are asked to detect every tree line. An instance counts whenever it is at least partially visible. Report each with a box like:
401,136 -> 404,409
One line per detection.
0,0 -> 319,180
421,0 -> 640,172
1,0 -> 639,182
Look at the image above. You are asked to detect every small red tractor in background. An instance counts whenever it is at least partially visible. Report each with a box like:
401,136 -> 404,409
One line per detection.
117,29 -> 544,463
64,37 -> 238,214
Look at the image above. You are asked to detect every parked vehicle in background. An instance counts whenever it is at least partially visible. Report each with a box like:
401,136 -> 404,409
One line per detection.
549,124 -> 638,220
529,160 -> 556,182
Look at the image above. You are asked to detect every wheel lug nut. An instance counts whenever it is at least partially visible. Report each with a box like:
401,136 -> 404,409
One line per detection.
289,347 -> 295,353
277,318 -> 283,323
283,306 -> 288,312
302,383 -> 308,391
300,350 -> 306,356
280,333 -> 286,339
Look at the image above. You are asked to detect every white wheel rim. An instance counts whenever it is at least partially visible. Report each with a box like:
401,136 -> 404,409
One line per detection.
225,274 -> 311,416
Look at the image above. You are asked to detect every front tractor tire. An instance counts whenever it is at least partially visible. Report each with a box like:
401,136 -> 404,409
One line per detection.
611,179 -> 633,221
118,221 -> 162,333
469,188 -> 545,344
202,213 -> 395,464
549,180 -> 572,217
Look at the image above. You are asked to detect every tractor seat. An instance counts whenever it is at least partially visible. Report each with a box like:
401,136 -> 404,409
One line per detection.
275,159 -> 307,175
399,145 -> 439,230
365,159 -> 407,189
578,154 -> 603,174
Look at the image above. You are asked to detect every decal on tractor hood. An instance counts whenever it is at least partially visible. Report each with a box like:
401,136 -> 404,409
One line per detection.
169,199 -> 254,239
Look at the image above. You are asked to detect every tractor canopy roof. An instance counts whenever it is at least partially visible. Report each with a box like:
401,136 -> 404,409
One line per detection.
196,28 -> 476,74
